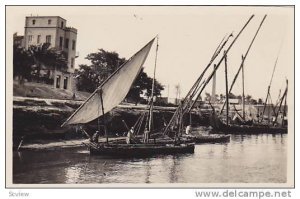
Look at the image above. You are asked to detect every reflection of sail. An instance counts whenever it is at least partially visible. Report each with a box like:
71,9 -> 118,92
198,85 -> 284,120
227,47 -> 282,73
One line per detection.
62,38 -> 155,126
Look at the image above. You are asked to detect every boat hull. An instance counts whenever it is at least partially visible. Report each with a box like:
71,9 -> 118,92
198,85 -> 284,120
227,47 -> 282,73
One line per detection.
193,134 -> 230,143
215,124 -> 287,134
89,143 -> 195,157
210,114 -> 287,134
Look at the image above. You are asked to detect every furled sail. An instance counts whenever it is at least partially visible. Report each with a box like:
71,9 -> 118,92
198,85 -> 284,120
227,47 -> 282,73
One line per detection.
62,38 -> 155,126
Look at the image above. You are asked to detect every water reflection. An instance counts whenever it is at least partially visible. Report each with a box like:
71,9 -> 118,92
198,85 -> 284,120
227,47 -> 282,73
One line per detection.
13,134 -> 287,184
144,159 -> 151,183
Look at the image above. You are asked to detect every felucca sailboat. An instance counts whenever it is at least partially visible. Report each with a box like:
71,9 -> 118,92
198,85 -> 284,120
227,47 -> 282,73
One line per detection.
62,37 -> 194,157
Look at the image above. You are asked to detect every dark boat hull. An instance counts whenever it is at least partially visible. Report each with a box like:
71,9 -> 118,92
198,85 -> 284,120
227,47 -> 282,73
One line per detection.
193,134 -> 230,143
89,143 -> 195,157
216,124 -> 287,134
210,114 -> 287,134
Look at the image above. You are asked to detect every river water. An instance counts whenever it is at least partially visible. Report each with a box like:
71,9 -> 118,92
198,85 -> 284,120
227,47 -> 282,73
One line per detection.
13,134 -> 287,184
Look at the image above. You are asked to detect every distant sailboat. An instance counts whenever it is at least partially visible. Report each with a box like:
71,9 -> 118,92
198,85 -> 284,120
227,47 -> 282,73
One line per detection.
62,37 -> 194,157
209,15 -> 287,134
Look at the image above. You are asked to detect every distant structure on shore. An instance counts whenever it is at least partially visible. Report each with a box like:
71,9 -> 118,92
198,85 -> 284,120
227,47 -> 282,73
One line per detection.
14,16 -> 78,91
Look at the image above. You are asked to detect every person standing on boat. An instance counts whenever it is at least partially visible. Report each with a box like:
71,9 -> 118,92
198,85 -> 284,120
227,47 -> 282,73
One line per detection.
91,131 -> 100,143
126,127 -> 134,144
144,128 -> 150,143
185,125 -> 191,135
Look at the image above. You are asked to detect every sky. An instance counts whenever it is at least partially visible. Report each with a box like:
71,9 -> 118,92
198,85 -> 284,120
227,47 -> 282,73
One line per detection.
6,6 -> 294,101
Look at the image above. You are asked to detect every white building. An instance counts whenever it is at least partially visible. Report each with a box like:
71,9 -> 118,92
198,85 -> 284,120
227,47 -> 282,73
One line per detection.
24,16 -> 78,91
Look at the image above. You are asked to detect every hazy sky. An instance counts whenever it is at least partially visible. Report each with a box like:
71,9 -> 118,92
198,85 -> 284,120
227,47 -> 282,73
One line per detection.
7,6 -> 294,100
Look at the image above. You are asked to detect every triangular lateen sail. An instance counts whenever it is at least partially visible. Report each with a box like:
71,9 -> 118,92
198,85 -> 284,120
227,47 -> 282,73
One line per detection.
62,38 -> 155,126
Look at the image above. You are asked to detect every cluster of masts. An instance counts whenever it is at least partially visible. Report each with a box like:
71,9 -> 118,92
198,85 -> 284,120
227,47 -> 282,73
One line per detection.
62,14 -> 288,150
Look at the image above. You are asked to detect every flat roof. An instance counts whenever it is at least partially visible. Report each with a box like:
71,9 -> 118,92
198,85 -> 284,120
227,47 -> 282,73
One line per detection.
26,16 -> 66,20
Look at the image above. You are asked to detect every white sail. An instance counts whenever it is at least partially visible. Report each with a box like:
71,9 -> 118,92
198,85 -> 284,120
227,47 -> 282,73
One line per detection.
62,38 -> 155,126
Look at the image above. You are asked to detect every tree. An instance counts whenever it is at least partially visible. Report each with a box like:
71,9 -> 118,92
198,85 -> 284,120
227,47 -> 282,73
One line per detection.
245,95 -> 252,104
258,98 -> 263,104
250,99 -> 258,105
237,95 -> 242,100
28,43 -> 68,82
13,44 -> 34,84
75,64 -> 99,92
85,49 -> 126,83
228,92 -> 236,99
125,68 -> 164,104
204,92 -> 211,102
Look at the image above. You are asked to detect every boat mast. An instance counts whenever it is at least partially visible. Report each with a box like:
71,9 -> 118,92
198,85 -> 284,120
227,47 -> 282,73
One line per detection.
99,89 -> 108,143
211,64 -> 217,103
220,15 -> 267,115
224,51 -> 229,126
274,79 -> 288,125
148,36 -> 159,133
164,15 -> 254,135
261,55 -> 279,122
162,34 -> 232,135
282,80 -> 288,127
187,15 -> 255,113
242,55 -> 245,120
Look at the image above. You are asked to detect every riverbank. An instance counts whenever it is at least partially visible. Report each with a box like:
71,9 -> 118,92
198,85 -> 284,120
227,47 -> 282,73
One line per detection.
12,82 -> 206,147
13,95 -> 202,147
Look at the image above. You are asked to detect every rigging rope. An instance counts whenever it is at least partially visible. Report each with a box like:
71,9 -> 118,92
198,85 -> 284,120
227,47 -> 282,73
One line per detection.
220,15 -> 267,114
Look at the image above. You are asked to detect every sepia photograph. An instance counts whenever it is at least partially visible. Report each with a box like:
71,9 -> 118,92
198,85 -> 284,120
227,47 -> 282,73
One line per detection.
5,5 -> 294,188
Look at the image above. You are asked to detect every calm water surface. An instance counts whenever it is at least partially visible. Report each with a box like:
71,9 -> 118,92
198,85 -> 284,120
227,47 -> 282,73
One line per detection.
13,134 -> 287,184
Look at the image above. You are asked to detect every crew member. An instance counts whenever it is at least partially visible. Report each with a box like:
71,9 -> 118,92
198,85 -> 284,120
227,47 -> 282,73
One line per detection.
144,128 -> 150,143
91,130 -> 100,143
126,127 -> 134,144
185,125 -> 191,135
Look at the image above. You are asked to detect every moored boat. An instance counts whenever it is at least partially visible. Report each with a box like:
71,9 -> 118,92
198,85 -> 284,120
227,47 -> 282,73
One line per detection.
191,134 -> 230,143
88,142 -> 195,157
62,37 -> 195,157
209,113 -> 287,134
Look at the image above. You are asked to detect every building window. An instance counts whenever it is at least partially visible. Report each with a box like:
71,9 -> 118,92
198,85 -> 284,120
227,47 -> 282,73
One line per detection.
56,75 -> 61,88
65,38 -> 69,49
32,20 -> 36,25
48,19 -> 51,24
37,35 -> 41,44
71,57 -> 75,68
61,21 -> 64,28
72,40 -> 76,50
28,35 -> 33,42
59,37 -> 63,49
63,77 -> 68,89
46,35 -> 51,43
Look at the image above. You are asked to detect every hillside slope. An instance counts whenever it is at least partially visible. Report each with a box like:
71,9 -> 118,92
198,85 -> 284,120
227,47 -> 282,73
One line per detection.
13,82 -> 90,100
